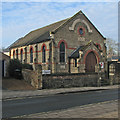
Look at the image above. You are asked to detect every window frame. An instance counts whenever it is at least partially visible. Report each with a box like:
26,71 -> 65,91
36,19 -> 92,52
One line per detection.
20,49 -> 23,63
30,47 -> 33,63
16,49 -> 18,59
13,50 -> 15,59
35,45 -> 38,63
42,45 -> 46,63
60,42 -> 65,63
77,26 -> 85,36
24,47 -> 27,63
74,59 -> 77,67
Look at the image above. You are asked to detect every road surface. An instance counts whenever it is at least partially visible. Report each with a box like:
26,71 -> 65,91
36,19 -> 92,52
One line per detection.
2,88 -> 118,118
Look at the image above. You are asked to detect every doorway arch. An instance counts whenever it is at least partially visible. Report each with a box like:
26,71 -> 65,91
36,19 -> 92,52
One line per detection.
85,51 -> 97,72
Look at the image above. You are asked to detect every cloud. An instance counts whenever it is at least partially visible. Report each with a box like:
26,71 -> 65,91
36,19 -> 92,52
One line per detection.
2,2 -> 118,48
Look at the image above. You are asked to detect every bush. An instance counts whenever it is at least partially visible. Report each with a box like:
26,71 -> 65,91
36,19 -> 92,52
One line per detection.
22,63 -> 33,70
7,59 -> 33,79
7,59 -> 22,79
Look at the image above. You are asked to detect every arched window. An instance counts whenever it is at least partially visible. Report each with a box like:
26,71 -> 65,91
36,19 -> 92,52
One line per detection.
13,51 -> 15,59
74,59 -> 77,67
16,49 -> 18,59
42,46 -> 46,63
30,48 -> 33,63
35,45 -> 38,63
24,47 -> 27,63
60,42 -> 65,63
78,27 -> 85,36
79,28 -> 83,35
96,43 -> 101,50
20,49 -> 23,62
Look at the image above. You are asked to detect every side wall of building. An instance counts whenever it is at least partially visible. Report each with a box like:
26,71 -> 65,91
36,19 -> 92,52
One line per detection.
10,41 -> 51,71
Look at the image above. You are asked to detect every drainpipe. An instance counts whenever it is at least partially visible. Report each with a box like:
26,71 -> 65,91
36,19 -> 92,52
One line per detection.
50,32 -> 55,74
68,58 -> 71,73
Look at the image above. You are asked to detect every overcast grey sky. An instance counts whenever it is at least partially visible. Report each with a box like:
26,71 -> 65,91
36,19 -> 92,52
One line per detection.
1,1 -> 118,48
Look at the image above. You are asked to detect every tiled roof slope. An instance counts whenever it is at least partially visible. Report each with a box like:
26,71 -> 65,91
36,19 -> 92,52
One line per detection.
68,41 -> 102,58
10,18 -> 68,49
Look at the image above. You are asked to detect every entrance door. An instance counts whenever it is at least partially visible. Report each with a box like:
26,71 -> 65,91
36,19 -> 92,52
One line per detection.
85,52 -> 97,72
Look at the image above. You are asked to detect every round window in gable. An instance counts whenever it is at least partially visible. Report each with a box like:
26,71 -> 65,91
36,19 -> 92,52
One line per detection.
79,28 -> 83,35
78,27 -> 85,36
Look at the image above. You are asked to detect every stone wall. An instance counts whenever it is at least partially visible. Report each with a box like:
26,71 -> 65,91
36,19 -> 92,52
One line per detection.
109,63 -> 120,85
22,66 -> 42,89
42,73 -> 101,89
22,69 -> 38,88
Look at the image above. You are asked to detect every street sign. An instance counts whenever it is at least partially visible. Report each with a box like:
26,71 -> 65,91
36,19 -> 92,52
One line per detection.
99,62 -> 104,68
42,70 -> 51,74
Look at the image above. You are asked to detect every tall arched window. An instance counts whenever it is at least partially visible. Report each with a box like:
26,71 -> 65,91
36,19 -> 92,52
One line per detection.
35,45 -> 38,63
60,42 -> 65,63
21,49 -> 23,63
30,48 -> 33,63
42,46 -> 46,63
13,51 -> 15,59
16,49 -> 18,59
24,47 -> 27,63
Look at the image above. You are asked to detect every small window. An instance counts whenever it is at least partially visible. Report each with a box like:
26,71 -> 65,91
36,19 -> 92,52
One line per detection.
20,49 -> 23,62
60,42 -> 65,63
96,43 -> 101,50
35,45 -> 38,63
13,51 -> 15,59
79,28 -> 83,35
42,46 -> 46,63
16,49 -> 18,59
30,48 -> 33,63
75,59 -> 77,67
96,45 -> 99,49
78,27 -> 85,36
25,47 -> 27,63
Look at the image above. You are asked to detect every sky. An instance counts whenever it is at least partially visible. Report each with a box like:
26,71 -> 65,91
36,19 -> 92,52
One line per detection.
1,1 -> 119,48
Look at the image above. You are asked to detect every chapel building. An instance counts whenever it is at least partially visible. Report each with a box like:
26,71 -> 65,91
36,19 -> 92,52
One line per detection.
9,10 -> 107,74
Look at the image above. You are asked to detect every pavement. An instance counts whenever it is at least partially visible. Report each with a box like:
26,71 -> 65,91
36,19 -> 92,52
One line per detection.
2,85 -> 119,100
18,100 -> 118,118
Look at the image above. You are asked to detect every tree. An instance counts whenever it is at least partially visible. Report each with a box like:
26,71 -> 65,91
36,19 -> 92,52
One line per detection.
106,38 -> 118,57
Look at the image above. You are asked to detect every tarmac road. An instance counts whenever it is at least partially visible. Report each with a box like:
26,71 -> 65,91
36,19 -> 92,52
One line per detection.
2,88 -> 118,118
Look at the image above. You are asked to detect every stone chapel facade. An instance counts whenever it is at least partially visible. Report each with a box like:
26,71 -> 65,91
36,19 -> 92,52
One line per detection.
9,10 -> 107,74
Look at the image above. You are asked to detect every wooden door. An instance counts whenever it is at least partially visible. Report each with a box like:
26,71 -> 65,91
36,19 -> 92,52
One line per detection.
85,52 -> 97,72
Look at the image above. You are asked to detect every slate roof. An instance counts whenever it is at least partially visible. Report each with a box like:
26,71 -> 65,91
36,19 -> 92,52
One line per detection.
10,18 -> 68,49
68,46 -> 84,58
68,41 -> 102,59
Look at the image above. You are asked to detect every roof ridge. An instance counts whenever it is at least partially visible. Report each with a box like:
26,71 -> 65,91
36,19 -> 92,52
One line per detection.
24,18 -> 69,38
